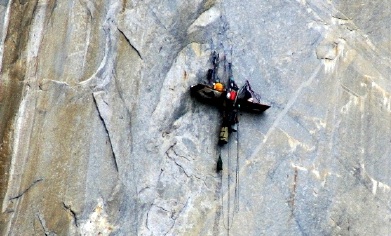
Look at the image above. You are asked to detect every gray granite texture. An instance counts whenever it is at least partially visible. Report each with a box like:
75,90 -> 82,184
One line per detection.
1,0 -> 391,235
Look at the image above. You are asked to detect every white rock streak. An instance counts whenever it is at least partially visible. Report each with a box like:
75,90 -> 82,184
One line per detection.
187,6 -> 221,34
248,63 -> 322,162
79,198 -> 116,235
2,1 -> 48,234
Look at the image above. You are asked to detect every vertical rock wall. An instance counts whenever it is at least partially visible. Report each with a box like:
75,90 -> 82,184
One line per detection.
1,0 -> 391,235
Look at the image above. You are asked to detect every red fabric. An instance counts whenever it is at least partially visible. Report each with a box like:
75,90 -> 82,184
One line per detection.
229,91 -> 237,100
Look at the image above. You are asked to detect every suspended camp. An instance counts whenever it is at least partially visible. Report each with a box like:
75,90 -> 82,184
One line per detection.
190,50 -> 271,234
190,50 -> 271,165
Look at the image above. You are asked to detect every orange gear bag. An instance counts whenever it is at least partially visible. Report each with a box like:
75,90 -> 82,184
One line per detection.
213,82 -> 224,92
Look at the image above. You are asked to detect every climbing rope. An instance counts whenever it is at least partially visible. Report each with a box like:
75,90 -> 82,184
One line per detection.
234,119 -> 240,212
221,121 -> 241,234
219,49 -> 242,235
221,137 -> 235,233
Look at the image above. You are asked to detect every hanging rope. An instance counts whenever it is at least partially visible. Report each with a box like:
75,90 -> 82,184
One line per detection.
234,119 -> 240,212
220,49 -> 242,235
221,128 -> 242,234
227,138 -> 231,232
222,136 -> 235,234
221,118 -> 241,235
230,46 -> 240,213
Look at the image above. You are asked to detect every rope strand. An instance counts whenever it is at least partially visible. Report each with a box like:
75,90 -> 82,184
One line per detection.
222,135 -> 238,234
235,120 -> 240,212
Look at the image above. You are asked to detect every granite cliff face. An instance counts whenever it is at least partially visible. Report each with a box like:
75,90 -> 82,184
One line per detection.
1,0 -> 391,235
